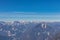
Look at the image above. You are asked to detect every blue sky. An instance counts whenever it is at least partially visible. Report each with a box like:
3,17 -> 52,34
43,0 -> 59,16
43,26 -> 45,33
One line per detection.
0,0 -> 60,21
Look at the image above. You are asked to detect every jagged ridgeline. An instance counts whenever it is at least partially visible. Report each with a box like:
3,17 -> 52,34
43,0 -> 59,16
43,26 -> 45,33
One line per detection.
0,21 -> 60,40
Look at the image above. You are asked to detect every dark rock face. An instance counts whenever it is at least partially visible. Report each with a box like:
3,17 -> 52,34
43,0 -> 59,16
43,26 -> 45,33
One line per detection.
0,36 -> 10,40
0,21 -> 60,40
52,32 -> 60,40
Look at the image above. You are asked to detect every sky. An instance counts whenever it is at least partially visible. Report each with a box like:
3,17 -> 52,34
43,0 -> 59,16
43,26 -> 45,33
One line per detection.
0,0 -> 60,21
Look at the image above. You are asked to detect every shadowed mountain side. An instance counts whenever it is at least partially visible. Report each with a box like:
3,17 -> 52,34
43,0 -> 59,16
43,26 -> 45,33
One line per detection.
22,23 -> 43,40
52,32 -> 60,40
0,35 -> 10,40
